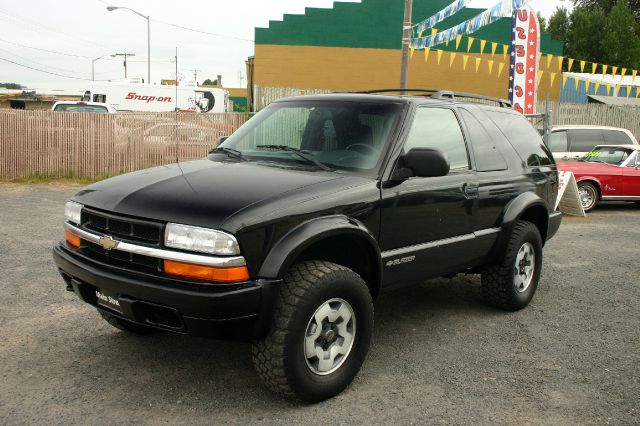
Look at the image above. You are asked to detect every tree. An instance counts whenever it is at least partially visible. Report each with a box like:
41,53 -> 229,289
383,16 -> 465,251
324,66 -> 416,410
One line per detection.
537,12 -> 547,33
573,0 -> 639,16
0,82 -> 23,90
565,6 -> 607,65
547,7 -> 570,43
202,78 -> 218,86
602,0 -> 640,69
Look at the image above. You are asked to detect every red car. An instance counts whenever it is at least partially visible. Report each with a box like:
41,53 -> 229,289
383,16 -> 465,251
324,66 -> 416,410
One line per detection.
557,145 -> 640,211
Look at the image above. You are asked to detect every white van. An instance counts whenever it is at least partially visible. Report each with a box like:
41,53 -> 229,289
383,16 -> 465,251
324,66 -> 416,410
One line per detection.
548,125 -> 639,161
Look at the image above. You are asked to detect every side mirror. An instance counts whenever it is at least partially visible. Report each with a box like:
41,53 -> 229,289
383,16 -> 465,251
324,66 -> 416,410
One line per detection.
394,148 -> 450,179
218,136 -> 228,145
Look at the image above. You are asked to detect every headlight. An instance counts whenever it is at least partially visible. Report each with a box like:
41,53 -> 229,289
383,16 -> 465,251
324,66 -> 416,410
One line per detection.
64,201 -> 83,225
164,223 -> 240,255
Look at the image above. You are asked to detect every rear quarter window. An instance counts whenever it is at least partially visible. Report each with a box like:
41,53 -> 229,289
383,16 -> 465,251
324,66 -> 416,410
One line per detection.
459,109 -> 508,171
602,129 -> 632,145
484,110 -> 554,167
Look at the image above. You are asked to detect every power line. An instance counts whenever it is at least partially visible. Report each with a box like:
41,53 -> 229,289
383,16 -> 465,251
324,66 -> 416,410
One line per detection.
0,56 -> 115,81
153,18 -> 254,43
0,47 -> 93,76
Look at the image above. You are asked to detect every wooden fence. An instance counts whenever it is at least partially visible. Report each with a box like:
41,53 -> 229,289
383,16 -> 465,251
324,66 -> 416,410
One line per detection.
0,110 -> 248,179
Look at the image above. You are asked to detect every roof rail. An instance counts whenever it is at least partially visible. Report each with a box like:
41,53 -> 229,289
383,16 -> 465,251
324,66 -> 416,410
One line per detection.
341,88 -> 512,108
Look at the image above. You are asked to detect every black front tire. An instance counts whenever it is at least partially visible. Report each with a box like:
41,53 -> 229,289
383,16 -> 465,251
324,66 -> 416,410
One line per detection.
481,220 -> 543,311
98,310 -> 158,335
251,260 -> 374,403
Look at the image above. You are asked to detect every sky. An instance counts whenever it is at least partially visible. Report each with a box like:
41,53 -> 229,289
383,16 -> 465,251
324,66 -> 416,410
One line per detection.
0,0 -> 572,93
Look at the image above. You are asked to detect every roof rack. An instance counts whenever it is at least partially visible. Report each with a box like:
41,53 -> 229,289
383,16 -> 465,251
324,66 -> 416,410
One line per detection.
344,88 -> 512,108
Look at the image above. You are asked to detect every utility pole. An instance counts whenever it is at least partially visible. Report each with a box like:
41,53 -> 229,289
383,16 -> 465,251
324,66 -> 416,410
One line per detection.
113,53 -> 136,79
399,0 -> 413,90
238,71 -> 245,88
188,69 -> 201,84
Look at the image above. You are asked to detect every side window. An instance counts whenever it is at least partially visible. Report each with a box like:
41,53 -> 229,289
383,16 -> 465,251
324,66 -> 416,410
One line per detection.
569,129 -> 604,152
404,107 -> 469,171
93,94 -> 106,103
549,131 -> 568,152
485,110 -> 553,166
602,129 -> 632,145
459,109 -> 507,171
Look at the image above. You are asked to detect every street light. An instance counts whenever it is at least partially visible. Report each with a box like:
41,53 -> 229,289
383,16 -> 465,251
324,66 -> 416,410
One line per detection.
106,5 -> 150,84
91,54 -> 116,81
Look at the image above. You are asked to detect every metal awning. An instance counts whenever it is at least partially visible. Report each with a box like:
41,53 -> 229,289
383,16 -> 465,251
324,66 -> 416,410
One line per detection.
587,95 -> 640,107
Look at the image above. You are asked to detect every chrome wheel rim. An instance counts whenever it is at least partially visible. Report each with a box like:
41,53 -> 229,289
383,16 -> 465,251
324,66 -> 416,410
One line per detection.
579,186 -> 594,209
514,242 -> 535,293
304,298 -> 356,376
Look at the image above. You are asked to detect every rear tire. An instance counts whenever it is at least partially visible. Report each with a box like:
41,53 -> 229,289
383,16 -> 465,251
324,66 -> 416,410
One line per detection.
578,182 -> 599,212
481,220 -> 543,311
251,260 -> 373,403
98,310 -> 158,335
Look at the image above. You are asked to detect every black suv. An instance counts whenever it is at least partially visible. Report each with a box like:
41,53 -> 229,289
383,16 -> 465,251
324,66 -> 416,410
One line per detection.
53,90 -> 561,402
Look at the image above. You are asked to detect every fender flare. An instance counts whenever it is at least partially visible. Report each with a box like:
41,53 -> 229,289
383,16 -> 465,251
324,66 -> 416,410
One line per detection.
489,192 -> 549,262
258,215 -> 382,291
575,176 -> 602,192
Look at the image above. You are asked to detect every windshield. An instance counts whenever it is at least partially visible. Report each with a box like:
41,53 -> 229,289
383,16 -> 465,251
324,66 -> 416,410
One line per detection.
213,100 -> 404,173
583,146 -> 634,165
54,104 -> 109,113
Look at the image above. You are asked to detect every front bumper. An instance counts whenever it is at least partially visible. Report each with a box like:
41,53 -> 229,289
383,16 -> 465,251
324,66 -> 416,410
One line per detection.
53,244 -> 278,340
547,210 -> 562,241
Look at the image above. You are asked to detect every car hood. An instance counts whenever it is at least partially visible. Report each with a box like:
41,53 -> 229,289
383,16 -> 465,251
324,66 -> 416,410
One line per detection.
72,159 -> 351,230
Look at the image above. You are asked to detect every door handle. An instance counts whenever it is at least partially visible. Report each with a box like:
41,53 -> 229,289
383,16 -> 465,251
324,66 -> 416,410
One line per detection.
463,182 -> 479,197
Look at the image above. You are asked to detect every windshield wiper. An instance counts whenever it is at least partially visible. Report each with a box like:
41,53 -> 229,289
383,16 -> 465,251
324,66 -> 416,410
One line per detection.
255,145 -> 333,171
210,146 -> 247,161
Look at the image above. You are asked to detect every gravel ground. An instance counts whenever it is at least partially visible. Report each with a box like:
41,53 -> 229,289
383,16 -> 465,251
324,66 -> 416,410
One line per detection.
1,183 -> 639,425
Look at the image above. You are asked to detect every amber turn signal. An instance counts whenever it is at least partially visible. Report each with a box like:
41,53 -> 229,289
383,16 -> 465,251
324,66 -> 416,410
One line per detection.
65,230 -> 81,249
163,260 -> 250,283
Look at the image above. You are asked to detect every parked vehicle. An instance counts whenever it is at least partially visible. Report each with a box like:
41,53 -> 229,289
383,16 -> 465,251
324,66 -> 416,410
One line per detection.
53,90 -> 561,402
81,81 -> 229,113
51,101 -> 117,113
547,125 -> 638,161
557,144 -> 640,211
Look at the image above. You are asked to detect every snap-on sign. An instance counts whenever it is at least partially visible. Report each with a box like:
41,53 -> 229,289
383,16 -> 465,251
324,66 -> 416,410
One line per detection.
125,92 -> 173,103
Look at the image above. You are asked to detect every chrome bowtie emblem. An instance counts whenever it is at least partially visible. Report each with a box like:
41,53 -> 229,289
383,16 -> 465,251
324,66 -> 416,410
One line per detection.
99,235 -> 119,251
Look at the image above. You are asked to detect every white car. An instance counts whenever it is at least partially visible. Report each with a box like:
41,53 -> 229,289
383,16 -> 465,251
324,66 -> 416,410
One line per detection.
548,125 -> 638,161
51,101 -> 117,114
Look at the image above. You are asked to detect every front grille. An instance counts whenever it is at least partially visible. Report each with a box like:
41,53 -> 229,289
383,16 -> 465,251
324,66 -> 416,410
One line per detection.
82,208 -> 163,246
79,208 -> 165,274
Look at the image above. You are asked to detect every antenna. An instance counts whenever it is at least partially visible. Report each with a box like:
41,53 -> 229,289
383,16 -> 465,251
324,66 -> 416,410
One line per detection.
175,46 -> 179,164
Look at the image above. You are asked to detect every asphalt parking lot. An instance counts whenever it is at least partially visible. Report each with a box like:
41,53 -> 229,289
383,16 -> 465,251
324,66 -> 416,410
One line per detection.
1,183 -> 639,425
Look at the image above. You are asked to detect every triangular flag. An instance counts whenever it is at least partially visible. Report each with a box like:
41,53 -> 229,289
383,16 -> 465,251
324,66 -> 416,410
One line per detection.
637,89 -> 640,98
497,62 -> 505,77
612,66 -> 618,76
621,68 -> 627,76
488,60 -> 494,75
467,37 -> 475,52
546,54 -> 553,68
437,50 -> 444,64
562,74 -> 568,88
462,54 -> 469,70
537,70 -> 544,85
579,60 -> 586,72
424,47 -> 431,62
568,58 -> 574,71
574,77 -> 580,91
550,72 -> 557,87
594,81 -> 601,93
410,47 -> 415,59
455,34 -> 462,50
615,84 -> 620,96
431,28 -> 438,36
491,42 -> 497,57
480,39 -> 487,54
632,70 -> 638,83
602,64 -> 608,75
605,83 -> 611,95
626,86 -> 631,98
557,56 -> 564,70
449,52 -> 457,67
475,57 -> 482,73
585,79 -> 591,92
502,44 -> 509,61
591,62 -> 598,74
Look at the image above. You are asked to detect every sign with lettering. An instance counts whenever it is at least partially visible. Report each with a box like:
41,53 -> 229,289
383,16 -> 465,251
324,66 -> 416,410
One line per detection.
508,6 -> 540,115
